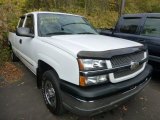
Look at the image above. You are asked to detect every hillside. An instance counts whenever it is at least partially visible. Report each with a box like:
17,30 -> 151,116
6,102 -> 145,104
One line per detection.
0,0 -> 160,64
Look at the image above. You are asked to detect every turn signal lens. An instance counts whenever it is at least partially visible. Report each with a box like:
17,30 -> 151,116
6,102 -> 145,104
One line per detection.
79,76 -> 86,86
79,75 -> 108,86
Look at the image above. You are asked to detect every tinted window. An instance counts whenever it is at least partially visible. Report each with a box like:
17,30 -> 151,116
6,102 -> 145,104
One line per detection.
24,15 -> 34,34
120,18 -> 141,34
38,13 -> 97,36
18,17 -> 25,28
141,18 -> 160,37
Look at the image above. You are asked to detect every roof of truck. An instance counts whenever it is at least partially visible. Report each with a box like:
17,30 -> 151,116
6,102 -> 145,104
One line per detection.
122,13 -> 160,18
25,11 -> 82,17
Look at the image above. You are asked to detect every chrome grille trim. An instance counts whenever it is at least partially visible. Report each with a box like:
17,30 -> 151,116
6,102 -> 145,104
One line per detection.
111,52 -> 144,68
108,51 -> 147,83
114,64 -> 144,78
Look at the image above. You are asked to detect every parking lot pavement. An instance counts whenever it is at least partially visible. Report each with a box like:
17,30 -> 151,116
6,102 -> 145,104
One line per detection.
0,63 -> 160,120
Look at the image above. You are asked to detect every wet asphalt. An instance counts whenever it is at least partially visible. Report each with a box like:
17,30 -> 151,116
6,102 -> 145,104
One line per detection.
0,62 -> 160,120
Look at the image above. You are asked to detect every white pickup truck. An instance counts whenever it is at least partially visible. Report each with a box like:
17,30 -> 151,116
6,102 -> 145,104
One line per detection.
8,11 -> 152,116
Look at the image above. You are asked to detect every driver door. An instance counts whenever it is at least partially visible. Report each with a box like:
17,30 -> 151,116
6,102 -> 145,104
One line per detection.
19,14 -> 36,74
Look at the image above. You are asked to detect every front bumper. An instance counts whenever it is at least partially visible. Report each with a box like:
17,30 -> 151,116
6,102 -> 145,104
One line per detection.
60,65 -> 152,116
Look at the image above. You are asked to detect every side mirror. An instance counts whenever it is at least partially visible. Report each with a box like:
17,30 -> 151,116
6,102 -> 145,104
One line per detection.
96,29 -> 102,33
16,27 -> 34,38
97,28 -> 115,36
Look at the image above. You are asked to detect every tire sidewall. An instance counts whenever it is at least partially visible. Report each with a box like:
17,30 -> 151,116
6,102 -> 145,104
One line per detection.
42,70 -> 63,115
11,51 -> 14,61
11,50 -> 19,62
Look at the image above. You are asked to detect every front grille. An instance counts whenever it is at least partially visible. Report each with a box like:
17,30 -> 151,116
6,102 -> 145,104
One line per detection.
111,52 -> 144,68
114,64 -> 143,78
110,51 -> 145,79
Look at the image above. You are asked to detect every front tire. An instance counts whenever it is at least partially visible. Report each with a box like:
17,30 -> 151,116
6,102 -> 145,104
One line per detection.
42,70 -> 64,115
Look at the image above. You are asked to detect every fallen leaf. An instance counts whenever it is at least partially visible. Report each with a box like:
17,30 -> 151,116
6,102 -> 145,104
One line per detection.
122,105 -> 128,111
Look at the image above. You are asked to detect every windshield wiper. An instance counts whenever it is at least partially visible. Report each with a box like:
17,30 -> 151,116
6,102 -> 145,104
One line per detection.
61,22 -> 90,27
77,32 -> 96,34
45,32 -> 72,36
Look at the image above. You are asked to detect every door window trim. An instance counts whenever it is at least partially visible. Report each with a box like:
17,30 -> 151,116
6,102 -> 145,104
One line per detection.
17,16 -> 25,28
24,14 -> 35,35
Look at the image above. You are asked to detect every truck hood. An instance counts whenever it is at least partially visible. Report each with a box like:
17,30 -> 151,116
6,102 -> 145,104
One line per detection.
41,35 -> 142,58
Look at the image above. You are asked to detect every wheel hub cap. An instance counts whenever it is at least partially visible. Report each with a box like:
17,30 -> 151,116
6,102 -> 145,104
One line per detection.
44,81 -> 56,107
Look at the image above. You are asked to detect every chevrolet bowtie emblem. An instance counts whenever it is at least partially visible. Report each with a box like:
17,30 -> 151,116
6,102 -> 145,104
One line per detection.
130,61 -> 139,70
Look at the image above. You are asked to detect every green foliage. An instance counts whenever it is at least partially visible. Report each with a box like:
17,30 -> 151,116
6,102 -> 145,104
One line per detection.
0,0 -> 160,65
0,48 -> 10,66
125,0 -> 160,13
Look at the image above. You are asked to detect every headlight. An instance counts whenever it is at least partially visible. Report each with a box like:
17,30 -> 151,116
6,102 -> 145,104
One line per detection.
78,59 -> 107,71
78,59 -> 108,86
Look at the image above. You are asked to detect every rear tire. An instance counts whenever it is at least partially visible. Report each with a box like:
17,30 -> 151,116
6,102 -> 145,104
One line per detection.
42,70 -> 64,115
11,51 -> 19,62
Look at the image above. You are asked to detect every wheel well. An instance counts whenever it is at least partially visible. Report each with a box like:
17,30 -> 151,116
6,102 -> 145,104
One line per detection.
8,41 -> 12,50
37,60 -> 59,88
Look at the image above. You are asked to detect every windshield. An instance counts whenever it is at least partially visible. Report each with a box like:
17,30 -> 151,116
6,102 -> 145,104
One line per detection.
38,13 -> 98,36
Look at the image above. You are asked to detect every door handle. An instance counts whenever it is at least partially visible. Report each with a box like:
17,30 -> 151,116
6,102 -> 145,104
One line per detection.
19,39 -> 22,44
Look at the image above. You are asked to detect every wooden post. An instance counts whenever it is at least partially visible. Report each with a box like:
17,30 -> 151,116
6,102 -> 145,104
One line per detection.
120,0 -> 126,16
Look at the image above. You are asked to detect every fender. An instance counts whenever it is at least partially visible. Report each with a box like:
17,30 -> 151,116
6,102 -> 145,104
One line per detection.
37,53 -> 61,77
37,50 -> 79,85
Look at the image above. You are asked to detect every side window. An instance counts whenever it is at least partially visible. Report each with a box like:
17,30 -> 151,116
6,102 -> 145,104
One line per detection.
18,17 -> 25,28
120,18 -> 141,34
141,18 -> 160,37
24,15 -> 34,34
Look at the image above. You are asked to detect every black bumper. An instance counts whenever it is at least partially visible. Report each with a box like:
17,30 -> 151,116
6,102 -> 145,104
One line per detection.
60,65 -> 152,101
60,65 -> 152,116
